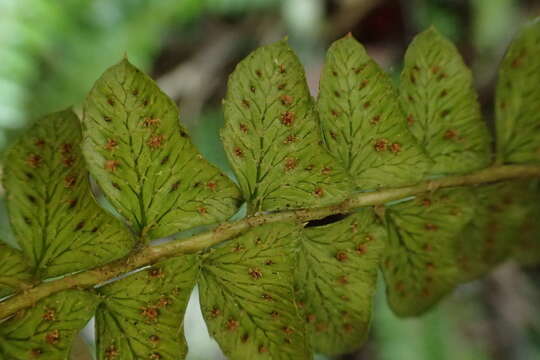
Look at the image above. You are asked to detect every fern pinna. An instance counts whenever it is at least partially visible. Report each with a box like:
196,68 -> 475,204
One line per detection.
1,19 -> 540,360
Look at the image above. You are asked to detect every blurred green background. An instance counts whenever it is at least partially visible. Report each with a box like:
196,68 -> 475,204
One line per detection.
1,0 -> 540,359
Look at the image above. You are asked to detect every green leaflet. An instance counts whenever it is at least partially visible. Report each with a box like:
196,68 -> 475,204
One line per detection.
0,290 -> 97,360
0,243 -> 32,298
295,211 -> 385,356
400,28 -> 491,174
199,222 -> 310,359
495,19 -> 540,164
456,182 -> 531,282
82,59 -> 241,239
382,189 -> 476,316
95,255 -> 198,360
317,35 -> 431,189
3,109 -> 134,278
221,40 -> 353,213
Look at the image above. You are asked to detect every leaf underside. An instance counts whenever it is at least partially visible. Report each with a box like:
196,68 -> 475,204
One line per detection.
317,35 -> 431,189
0,290 -> 97,360
382,188 -> 476,316
3,109 -> 134,278
95,255 -> 198,360
400,28 -> 491,175
82,59 -> 241,239
295,210 -> 385,356
0,243 -> 32,298
221,40 -> 353,213
199,222 -> 311,359
496,19 -> 540,164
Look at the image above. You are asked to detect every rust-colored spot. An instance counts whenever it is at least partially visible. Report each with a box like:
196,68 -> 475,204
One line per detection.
410,73 -> 416,84
170,181 -> 180,192
104,116 -> 112,122
26,154 -> 43,168
271,311 -> 280,319
370,115 -> 381,125
444,129 -> 457,140
421,287 -> 431,297
107,97 -> 115,106
424,223 -> 438,231
64,175 -> 77,188
250,85 -> 256,93
334,90 -> 341,98
440,89 -> 448,97
283,135 -> 297,144
313,187 -> 324,198
149,334 -> 160,343
307,314 -> 316,323
336,251 -> 348,262
354,64 -> 367,73
265,259 -> 274,265
242,99 -> 250,108
316,323 -> 328,332
143,117 -> 161,127
45,329 -> 60,344
351,223 -> 358,233
363,101 -> 371,109
105,139 -> 118,151
441,109 -> 450,117
343,323 -> 354,333
280,95 -> 293,106
62,156 -> 75,168
104,160 -> 119,172
305,164 -> 315,171
31,348 -> 43,358
283,327 -> 294,335
413,65 -> 420,71
75,221 -> 85,231
210,307 -> 221,318
60,143 -> 73,155
234,147 -> 244,157
356,244 -> 367,255
239,123 -> 248,133
423,243 -> 433,252
332,70 -> 338,76
132,89 -> 139,96
198,207 -> 208,215
232,243 -> 245,252
329,131 -> 337,140
281,111 -> 295,126
284,157 -> 297,171
259,345 -> 269,353
262,293 -> 273,301
321,166 -> 332,175
407,114 -> 415,126
241,334 -> 249,343
331,109 -> 339,117
395,281 -> 405,292
105,345 -> 119,360
426,262 -> 436,271
35,139 -> 46,148
150,353 -> 162,360
279,64 -> 286,73
374,139 -> 388,152
156,297 -> 172,308
147,134 -> 165,149
143,99 -> 150,107
207,181 -> 217,191
249,268 -> 263,280
422,198 -> 431,207
278,83 -> 286,90
337,275 -> 349,285
359,80 -> 368,89
408,94 -> 414,103
255,69 -> 262,77
42,308 -> 56,321
389,143 -> 401,154
226,319 -> 239,331
141,306 -> 159,321
431,66 -> 441,74
296,301 -> 305,308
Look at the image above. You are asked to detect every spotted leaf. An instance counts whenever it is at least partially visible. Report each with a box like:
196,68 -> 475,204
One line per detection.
456,182 -> 532,282
382,189 -> 476,316
221,40 -> 353,213
317,35 -> 431,189
0,290 -> 97,360
3,109 -> 134,278
199,222 -> 310,359
496,19 -> 540,163
95,255 -> 198,360
0,242 -> 33,298
82,59 -> 241,239
400,28 -> 491,174
295,211 -> 385,356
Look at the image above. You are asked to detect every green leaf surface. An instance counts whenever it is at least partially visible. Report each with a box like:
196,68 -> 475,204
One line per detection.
512,195 -> 540,267
0,290 -> 97,360
496,19 -> 540,163
382,189 -> 476,316
0,243 -> 32,298
456,182 -> 531,282
295,211 -> 385,356
95,255 -> 198,360
199,222 -> 310,359
400,28 -> 491,174
221,40 -> 353,213
317,35 -> 431,189
3,109 -> 134,278
82,59 -> 241,239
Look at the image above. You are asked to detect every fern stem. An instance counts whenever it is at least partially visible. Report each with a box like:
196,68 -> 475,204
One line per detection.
1,164 -> 539,320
